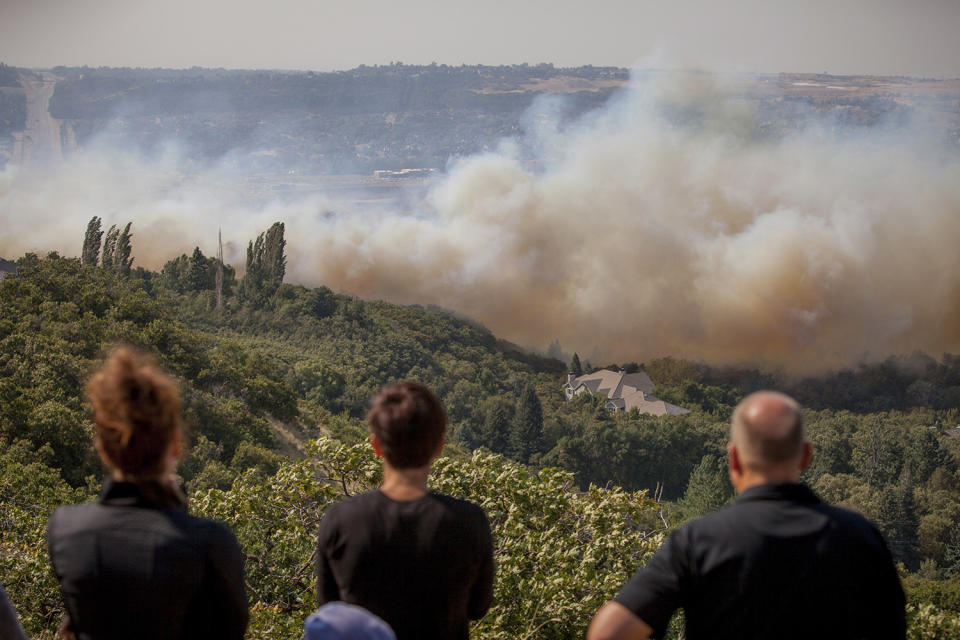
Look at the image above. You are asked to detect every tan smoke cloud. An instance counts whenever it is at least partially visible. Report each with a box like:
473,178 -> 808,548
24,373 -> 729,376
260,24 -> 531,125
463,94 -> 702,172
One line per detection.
2,72 -> 958,372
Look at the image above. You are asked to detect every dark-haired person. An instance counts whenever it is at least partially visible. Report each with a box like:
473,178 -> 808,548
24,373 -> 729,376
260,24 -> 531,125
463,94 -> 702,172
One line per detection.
316,382 -> 494,640
588,391 -> 905,640
47,347 -> 248,640
0,583 -> 28,640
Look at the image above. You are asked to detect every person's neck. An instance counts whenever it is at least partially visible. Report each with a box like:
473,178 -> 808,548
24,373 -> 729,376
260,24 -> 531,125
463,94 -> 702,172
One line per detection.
379,462 -> 431,501
732,468 -> 802,494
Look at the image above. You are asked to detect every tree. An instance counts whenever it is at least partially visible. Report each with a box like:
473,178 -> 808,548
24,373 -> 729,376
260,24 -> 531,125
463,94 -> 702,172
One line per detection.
943,521 -> 960,578
479,395 -> 513,454
114,222 -> 133,274
242,222 -> 286,300
188,247 -> 210,291
81,216 -> 103,266
645,356 -> 702,386
508,383 -> 544,464
570,353 -> 583,377
877,470 -> 921,569
262,222 -> 286,284
101,224 -> 118,270
675,455 -> 734,522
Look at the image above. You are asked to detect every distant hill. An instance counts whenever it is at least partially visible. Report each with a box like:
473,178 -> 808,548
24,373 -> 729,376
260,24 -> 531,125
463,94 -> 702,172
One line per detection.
43,64 -> 626,171
0,63 -> 954,173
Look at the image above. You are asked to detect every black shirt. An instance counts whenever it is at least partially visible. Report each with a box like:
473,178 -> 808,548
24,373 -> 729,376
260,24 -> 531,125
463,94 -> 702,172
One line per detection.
615,483 -> 905,640
316,490 -> 494,640
48,480 -> 248,640
0,584 -> 28,640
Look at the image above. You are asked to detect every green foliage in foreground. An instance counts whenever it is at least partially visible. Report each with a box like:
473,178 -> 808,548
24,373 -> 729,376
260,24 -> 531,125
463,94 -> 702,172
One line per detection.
2,436 -> 665,639
0,441 -> 89,637
195,437 -> 665,640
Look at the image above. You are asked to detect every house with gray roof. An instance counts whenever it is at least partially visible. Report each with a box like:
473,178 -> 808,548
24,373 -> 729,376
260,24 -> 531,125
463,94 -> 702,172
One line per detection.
564,369 -> 690,416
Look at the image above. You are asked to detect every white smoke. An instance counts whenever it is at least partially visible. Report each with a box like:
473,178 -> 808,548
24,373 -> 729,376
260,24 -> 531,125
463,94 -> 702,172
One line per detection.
2,70 -> 958,372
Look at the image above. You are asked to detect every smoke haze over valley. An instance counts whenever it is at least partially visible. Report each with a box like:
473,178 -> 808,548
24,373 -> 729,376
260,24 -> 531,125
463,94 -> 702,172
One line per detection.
1,67 -> 959,372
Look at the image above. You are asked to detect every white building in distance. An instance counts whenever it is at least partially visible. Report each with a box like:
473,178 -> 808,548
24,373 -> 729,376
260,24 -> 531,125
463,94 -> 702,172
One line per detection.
564,369 -> 690,416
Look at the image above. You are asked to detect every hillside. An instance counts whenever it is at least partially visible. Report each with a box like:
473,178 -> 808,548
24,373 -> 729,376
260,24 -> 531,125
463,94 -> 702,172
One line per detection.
2,245 -> 960,637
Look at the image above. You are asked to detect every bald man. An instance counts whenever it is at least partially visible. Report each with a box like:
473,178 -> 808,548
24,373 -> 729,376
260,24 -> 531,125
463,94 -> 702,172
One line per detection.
588,391 -> 905,640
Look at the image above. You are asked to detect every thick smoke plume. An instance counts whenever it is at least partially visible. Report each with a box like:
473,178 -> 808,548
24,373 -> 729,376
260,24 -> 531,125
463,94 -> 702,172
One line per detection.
2,72 -> 959,372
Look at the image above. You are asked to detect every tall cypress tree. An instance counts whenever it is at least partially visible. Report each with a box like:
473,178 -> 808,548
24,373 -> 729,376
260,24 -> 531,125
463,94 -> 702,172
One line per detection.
81,216 -> 103,266
101,225 -> 119,270
243,233 -> 266,299
242,222 -> 285,300
114,222 -> 133,274
508,383 -> 544,464
262,222 -> 286,284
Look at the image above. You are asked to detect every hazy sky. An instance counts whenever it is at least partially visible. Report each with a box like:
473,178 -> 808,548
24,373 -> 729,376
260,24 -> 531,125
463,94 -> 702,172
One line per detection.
2,0 -> 959,77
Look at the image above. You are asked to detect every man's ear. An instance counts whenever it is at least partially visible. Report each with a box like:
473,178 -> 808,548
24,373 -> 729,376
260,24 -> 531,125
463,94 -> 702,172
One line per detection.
370,434 -> 385,458
728,442 -> 742,474
728,441 -> 745,485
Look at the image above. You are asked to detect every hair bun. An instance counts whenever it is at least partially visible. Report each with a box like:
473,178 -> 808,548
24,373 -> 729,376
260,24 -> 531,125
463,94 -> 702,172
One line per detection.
87,346 -> 182,476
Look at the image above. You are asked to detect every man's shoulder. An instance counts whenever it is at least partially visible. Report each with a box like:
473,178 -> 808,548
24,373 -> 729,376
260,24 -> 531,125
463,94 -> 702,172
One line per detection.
676,484 -> 885,547
319,490 -> 380,522
427,492 -> 487,520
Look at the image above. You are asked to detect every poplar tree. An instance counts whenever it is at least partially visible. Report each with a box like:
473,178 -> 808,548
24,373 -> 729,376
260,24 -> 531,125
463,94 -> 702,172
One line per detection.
242,222 -> 286,299
114,222 -> 133,274
101,225 -> 119,270
81,216 -> 103,266
243,233 -> 266,299
262,222 -> 286,284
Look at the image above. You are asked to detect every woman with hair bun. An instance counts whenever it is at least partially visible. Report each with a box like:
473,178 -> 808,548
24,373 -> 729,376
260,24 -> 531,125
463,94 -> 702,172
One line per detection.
47,347 -> 248,640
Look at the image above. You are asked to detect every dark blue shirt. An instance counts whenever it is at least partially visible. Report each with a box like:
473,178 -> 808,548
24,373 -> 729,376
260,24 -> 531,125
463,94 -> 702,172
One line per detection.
615,483 -> 905,639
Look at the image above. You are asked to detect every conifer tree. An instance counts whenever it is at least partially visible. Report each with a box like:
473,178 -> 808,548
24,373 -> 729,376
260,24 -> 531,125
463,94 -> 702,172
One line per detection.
480,397 -> 513,454
508,383 -> 544,464
101,225 -> 119,270
877,469 -> 920,568
571,353 -> 583,377
188,247 -> 209,291
676,455 -> 734,522
81,216 -> 103,266
114,222 -> 133,274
